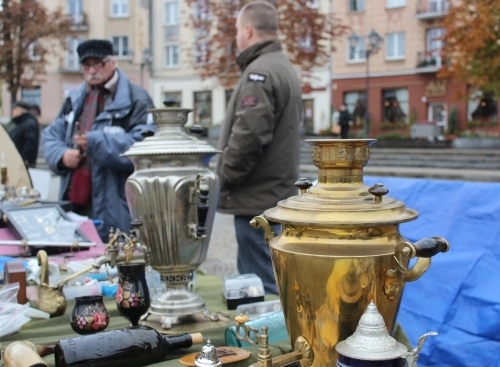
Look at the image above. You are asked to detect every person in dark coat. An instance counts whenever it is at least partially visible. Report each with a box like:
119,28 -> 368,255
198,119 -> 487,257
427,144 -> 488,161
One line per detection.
216,1 -> 302,294
338,103 -> 352,139
8,101 -> 40,168
41,39 -> 154,240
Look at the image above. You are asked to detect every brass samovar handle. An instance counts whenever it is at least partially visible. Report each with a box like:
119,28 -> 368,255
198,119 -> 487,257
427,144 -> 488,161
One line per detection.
250,216 -> 276,244
384,237 -> 449,300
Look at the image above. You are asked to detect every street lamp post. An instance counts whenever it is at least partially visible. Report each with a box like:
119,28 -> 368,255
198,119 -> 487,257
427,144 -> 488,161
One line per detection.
140,48 -> 152,88
348,29 -> 383,138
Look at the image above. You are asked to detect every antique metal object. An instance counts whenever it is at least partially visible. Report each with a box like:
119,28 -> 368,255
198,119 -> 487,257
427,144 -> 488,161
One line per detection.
36,250 -> 101,318
336,301 -> 436,367
122,100 -> 220,318
234,314 -> 314,367
250,139 -> 449,366
194,339 -> 222,367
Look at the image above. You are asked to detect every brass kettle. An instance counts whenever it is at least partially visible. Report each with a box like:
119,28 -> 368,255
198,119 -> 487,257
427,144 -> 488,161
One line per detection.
251,139 -> 449,366
36,250 -> 94,317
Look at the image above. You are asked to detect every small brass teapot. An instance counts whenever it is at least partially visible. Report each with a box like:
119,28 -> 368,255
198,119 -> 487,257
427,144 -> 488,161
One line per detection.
36,250 -> 94,318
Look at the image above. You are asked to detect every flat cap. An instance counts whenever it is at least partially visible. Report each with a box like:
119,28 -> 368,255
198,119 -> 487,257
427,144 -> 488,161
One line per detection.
77,39 -> 114,63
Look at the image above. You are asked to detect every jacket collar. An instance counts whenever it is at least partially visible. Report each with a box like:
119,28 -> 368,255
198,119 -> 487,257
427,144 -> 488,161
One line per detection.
237,39 -> 281,71
12,112 -> 34,125
71,68 -> 131,114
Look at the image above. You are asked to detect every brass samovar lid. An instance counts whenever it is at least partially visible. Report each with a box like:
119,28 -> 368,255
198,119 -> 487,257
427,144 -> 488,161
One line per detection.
263,139 -> 418,227
335,301 -> 408,360
122,100 -> 221,157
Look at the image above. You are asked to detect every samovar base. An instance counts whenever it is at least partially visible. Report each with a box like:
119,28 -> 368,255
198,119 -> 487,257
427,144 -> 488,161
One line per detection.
148,289 -> 207,317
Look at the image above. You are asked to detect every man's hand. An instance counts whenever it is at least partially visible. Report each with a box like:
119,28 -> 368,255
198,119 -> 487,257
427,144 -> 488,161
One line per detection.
62,149 -> 83,169
73,134 -> 88,152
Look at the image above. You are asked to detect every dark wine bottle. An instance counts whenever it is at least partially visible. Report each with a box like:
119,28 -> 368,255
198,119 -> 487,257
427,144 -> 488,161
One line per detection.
54,325 -> 203,367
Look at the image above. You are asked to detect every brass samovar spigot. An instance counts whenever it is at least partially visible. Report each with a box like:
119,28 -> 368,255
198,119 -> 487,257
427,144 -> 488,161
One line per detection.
96,220 -> 145,268
234,315 -> 314,367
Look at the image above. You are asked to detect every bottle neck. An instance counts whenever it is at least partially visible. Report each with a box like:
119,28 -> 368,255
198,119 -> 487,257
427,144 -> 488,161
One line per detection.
161,334 -> 193,352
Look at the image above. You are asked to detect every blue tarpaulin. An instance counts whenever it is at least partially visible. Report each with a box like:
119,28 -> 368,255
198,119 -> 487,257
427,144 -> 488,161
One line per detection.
364,176 -> 500,367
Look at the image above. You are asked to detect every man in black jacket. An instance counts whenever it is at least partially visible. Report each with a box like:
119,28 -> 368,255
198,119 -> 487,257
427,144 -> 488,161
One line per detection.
8,101 -> 40,167
338,103 -> 352,139
217,1 -> 302,294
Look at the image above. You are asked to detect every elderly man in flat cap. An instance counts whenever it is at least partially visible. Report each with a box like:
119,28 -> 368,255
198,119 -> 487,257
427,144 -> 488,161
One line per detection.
41,39 -> 154,241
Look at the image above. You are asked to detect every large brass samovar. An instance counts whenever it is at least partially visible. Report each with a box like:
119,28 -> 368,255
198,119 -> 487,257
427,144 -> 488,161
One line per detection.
122,100 -> 220,317
251,139 -> 449,367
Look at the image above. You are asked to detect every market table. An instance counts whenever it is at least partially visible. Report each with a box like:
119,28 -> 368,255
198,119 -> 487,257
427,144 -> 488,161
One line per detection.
0,274 -> 291,367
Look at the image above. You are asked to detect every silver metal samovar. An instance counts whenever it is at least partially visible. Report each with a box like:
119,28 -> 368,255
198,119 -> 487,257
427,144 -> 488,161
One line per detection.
122,100 -> 220,318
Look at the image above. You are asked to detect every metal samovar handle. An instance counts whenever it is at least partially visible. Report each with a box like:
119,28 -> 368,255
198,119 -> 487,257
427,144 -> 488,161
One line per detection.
249,216 -> 276,244
234,315 -> 314,367
384,237 -> 450,300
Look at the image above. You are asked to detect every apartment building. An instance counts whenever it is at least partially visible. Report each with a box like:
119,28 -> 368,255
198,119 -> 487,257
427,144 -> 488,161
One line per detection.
1,0 -> 149,125
331,0 -> 498,137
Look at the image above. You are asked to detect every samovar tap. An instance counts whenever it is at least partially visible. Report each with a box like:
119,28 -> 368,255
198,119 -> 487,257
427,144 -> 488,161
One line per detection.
234,315 -> 314,367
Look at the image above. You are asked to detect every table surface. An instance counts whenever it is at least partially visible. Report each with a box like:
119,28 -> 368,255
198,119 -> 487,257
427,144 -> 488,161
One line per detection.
0,275 -> 290,367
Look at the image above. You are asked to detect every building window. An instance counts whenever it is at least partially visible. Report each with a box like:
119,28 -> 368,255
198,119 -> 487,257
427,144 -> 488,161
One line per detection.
163,91 -> 182,106
387,0 -> 405,8
112,36 -> 129,58
164,0 -> 180,68
21,87 -> 41,113
425,27 -> 444,66
383,89 -> 409,124
467,90 -> 498,122
344,91 -> 366,127
66,37 -> 83,69
28,42 -> 41,61
348,0 -> 365,12
194,42 -> 209,65
68,0 -> 84,23
428,0 -> 449,12
164,45 -> 179,67
193,91 -> 212,126
111,0 -> 129,17
385,32 -> 405,60
302,99 -> 314,134
347,36 -> 366,62
164,1 -> 179,25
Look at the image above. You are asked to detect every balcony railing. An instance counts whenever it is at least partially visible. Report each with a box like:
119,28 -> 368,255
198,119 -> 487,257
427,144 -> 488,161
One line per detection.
416,0 -> 449,20
67,13 -> 89,32
416,51 -> 442,72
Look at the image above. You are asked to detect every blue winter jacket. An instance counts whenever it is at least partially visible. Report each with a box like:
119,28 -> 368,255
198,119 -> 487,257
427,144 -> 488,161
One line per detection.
41,69 -> 155,240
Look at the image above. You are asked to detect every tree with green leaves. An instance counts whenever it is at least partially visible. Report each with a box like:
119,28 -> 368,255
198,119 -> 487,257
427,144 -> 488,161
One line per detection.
0,0 -> 71,108
185,0 -> 349,87
438,0 -> 500,99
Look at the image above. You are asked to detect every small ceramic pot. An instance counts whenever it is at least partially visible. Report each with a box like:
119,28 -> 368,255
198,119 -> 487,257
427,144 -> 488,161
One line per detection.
70,295 -> 109,335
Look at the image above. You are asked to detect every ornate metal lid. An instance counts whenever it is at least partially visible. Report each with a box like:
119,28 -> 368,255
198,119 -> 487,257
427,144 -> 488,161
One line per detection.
335,301 -> 408,361
194,339 -> 222,367
263,139 -> 418,227
122,101 -> 221,157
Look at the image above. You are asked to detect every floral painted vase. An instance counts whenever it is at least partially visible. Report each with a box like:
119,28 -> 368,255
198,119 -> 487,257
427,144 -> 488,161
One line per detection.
70,295 -> 109,335
116,263 -> 150,325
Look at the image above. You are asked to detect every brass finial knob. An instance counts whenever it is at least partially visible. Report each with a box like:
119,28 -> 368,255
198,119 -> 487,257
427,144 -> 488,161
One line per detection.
368,183 -> 389,203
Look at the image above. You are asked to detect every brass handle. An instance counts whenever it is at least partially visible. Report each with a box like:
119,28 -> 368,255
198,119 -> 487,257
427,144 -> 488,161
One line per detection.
250,215 -> 276,244
412,236 -> 449,258
384,237 -> 450,300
